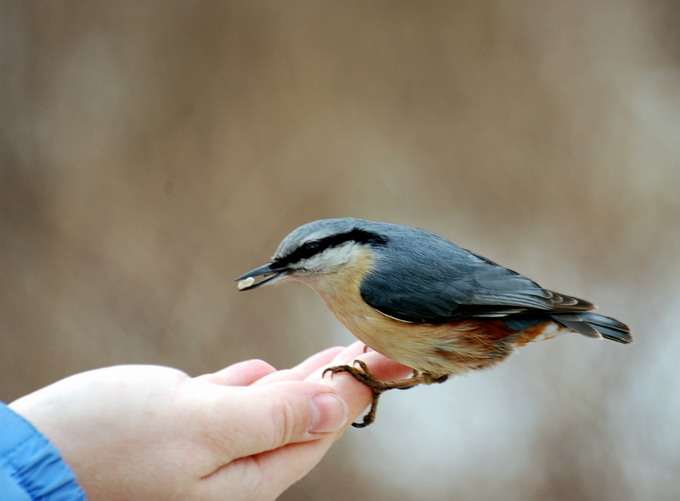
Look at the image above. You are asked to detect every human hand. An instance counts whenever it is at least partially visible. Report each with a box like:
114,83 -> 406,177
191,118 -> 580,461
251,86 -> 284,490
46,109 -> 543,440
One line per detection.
10,342 -> 411,500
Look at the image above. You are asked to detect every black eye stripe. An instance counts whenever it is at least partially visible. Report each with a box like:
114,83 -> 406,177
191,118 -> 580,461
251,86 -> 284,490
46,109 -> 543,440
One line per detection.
275,229 -> 388,267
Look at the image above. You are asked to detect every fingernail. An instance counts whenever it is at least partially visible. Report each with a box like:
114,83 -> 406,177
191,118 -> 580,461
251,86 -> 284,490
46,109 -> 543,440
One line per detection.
309,393 -> 348,433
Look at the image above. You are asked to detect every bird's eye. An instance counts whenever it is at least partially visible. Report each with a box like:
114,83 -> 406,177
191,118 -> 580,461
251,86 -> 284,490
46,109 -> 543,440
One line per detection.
301,240 -> 321,252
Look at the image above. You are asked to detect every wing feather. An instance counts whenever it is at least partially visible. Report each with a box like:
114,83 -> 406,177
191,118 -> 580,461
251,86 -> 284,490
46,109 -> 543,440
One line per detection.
360,231 -> 593,324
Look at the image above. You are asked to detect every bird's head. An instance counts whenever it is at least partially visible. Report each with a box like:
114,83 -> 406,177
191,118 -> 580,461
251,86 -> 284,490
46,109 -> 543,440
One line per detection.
236,218 -> 389,290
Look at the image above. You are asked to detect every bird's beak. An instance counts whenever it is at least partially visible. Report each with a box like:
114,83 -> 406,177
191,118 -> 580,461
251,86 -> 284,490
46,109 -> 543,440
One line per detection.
235,263 -> 287,291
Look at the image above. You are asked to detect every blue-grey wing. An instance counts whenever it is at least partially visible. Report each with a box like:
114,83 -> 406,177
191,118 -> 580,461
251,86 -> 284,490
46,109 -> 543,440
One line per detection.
360,233 -> 592,323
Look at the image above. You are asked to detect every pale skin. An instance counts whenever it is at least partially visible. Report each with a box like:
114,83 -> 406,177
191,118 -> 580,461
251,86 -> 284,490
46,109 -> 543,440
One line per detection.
9,342 -> 412,501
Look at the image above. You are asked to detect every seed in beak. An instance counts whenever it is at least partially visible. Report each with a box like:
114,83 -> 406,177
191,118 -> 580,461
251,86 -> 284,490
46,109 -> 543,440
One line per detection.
237,277 -> 256,290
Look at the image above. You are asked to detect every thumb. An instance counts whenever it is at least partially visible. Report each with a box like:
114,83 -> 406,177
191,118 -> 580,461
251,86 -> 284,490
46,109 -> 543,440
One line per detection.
211,381 -> 349,459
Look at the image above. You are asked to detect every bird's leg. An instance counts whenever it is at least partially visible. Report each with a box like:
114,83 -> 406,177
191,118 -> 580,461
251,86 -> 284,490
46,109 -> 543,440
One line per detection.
323,360 -> 449,428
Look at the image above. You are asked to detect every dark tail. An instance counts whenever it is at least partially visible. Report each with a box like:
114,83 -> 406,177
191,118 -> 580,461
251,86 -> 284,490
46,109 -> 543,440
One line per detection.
552,312 -> 632,344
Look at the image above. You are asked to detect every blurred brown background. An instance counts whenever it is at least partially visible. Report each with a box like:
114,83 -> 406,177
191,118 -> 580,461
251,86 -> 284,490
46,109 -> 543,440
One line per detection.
2,1 -> 679,499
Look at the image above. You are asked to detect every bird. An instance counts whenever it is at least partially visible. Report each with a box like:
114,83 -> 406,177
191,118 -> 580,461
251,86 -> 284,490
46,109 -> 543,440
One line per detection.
236,218 -> 632,427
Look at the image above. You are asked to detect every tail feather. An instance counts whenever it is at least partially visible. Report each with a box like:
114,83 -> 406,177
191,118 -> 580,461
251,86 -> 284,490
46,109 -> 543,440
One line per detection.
552,312 -> 632,344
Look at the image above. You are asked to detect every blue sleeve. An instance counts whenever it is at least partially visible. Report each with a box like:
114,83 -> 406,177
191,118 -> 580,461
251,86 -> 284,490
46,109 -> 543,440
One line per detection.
0,402 -> 86,500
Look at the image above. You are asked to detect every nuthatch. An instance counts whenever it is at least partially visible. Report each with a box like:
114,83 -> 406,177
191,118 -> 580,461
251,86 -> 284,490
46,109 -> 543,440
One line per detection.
236,218 -> 632,427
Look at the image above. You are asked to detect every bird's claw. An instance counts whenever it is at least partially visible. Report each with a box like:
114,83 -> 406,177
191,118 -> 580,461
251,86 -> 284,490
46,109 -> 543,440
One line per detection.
323,360 -> 386,427
322,361 -> 443,427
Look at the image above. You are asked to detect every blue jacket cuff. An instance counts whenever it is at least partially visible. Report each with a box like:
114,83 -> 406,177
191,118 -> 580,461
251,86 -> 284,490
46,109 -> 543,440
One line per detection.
0,402 -> 86,500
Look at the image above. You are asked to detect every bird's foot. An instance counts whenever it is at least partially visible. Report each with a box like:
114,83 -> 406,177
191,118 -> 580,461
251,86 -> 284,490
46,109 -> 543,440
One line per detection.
323,360 -> 444,427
